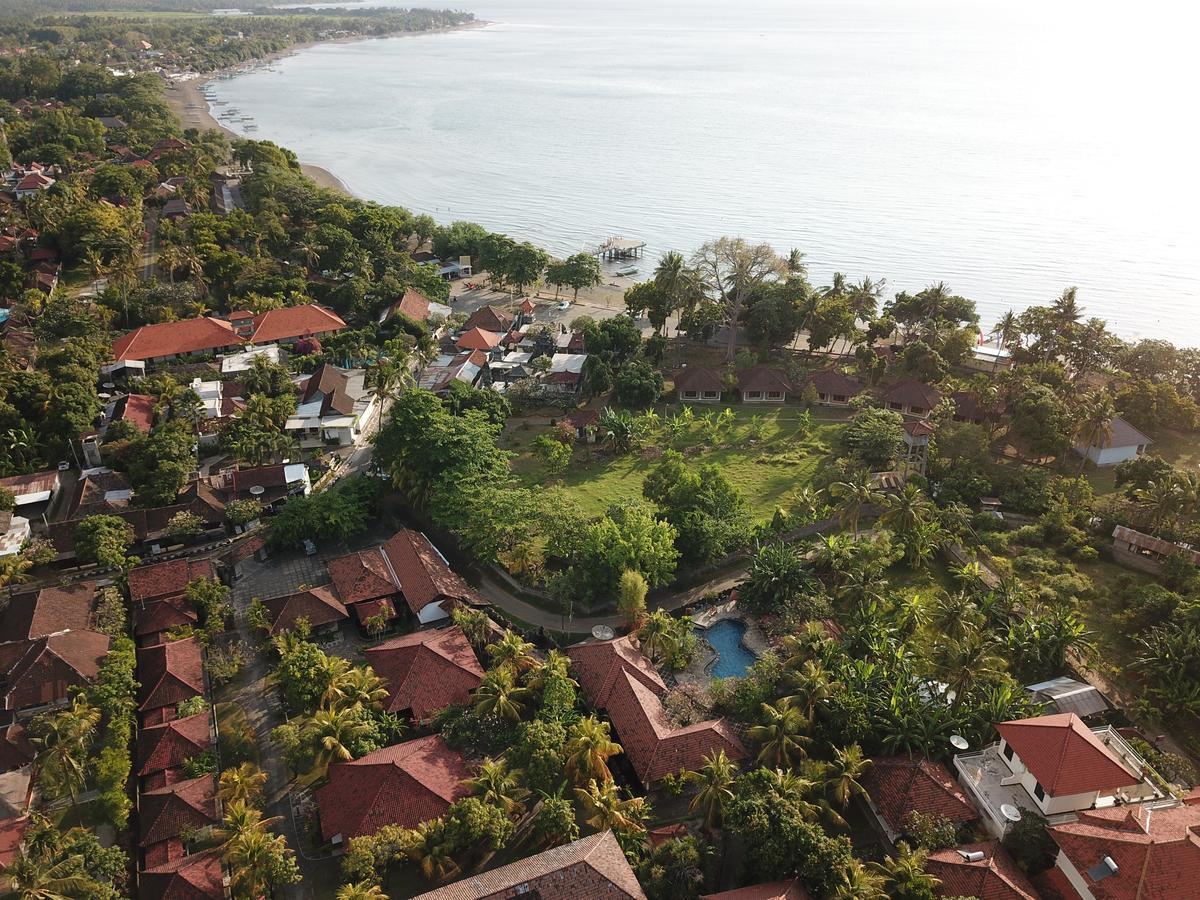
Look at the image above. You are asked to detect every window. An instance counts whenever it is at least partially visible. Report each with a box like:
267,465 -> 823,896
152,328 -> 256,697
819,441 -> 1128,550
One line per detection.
1002,742 -> 1015,762
703,391 -> 719,399
767,391 -> 782,399
682,390 -> 698,399
1033,782 -> 1046,802
911,406 -> 925,415
747,390 -> 762,399
889,402 -> 903,410
833,394 -> 846,403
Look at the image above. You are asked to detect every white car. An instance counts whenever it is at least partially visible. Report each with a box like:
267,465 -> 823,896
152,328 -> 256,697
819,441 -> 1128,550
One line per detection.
556,300 -> 571,311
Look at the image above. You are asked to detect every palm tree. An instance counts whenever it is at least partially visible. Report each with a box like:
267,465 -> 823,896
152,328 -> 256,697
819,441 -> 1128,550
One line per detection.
822,743 -> 870,809
223,827 -> 293,899
156,243 -> 183,285
685,750 -> 736,830
990,310 -> 1021,367
295,238 -> 326,273
0,840 -> 100,899
1072,391 -> 1116,474
303,708 -> 370,769
406,819 -> 460,883
780,622 -> 829,670
636,610 -> 680,663
879,483 -> 933,538
218,763 -> 268,807
1136,478 -> 1183,532
934,628 -> 1006,706
473,670 -> 531,722
835,859 -> 888,899
574,779 -> 648,835
323,665 -> 389,713
30,696 -> 100,810
467,758 -> 529,817
216,799 -> 280,845
826,473 -> 884,538
748,697 -> 813,769
337,882 -> 389,900
564,716 -> 622,786
871,842 -> 941,900
485,630 -> 538,674
787,660 -> 840,718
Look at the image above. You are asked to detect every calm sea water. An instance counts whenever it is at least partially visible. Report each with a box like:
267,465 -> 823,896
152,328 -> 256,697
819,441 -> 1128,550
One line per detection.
210,0 -> 1200,344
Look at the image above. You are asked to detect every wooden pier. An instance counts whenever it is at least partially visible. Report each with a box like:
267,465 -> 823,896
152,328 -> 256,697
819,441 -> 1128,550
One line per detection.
593,236 -> 646,261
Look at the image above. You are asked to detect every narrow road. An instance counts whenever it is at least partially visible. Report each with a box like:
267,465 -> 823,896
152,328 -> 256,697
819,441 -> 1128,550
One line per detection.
141,211 -> 158,281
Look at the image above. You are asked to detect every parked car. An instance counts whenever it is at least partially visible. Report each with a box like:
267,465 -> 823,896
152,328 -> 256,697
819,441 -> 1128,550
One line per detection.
557,300 -> 571,311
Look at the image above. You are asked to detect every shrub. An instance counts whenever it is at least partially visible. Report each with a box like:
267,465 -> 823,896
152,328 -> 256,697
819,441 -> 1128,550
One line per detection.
177,696 -> 210,718
901,810 -> 958,850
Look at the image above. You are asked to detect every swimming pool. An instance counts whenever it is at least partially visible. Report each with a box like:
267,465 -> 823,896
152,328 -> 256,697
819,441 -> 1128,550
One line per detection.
698,618 -> 757,678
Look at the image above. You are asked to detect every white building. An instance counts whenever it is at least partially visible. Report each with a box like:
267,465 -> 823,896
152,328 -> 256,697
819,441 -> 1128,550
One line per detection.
284,363 -> 376,448
0,511 -> 30,557
219,344 -> 287,376
189,377 -> 225,419
1074,417 -> 1151,467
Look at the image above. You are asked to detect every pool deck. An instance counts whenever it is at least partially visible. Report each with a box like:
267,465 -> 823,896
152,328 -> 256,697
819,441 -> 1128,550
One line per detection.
678,600 -> 769,686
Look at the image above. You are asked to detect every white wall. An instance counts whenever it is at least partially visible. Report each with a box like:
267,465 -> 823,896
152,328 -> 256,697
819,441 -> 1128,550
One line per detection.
1054,849 -> 1095,899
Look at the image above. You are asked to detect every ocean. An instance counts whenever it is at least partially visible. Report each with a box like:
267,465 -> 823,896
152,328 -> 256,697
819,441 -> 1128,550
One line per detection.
208,0 -> 1200,344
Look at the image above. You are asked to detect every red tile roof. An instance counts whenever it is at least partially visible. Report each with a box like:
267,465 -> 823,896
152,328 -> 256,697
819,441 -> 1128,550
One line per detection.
926,842 -> 1039,900
327,549 -> 399,606
412,831 -> 645,900
861,756 -> 978,835
135,597 -> 199,641
352,597 -> 399,625
1048,803 -> 1200,900
111,317 -> 239,362
139,775 -> 217,848
882,379 -> 942,410
248,304 -> 346,344
0,470 -> 58,500
364,625 -> 484,720
701,879 -> 810,900
0,582 -> 95,640
115,393 -> 156,431
736,365 -> 792,394
463,306 -> 513,333
0,814 -> 28,871
456,327 -> 501,351
0,723 -> 34,772
567,636 -> 667,710
381,529 -> 483,617
137,712 -> 211,778
0,630 -> 110,712
674,366 -> 726,394
262,586 -> 348,635
129,559 -> 214,604
391,289 -> 431,322
137,637 -> 205,717
997,714 -> 1140,796
806,369 -> 864,398
315,734 -> 471,841
140,846 -> 225,900
606,668 -> 746,784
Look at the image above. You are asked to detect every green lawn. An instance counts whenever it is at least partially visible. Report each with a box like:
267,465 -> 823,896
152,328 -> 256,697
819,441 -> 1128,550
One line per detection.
1087,428 -> 1200,497
506,405 -> 846,522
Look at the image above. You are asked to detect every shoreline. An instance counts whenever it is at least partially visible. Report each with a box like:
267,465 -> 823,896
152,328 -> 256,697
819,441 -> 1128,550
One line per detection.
161,21 -> 490,196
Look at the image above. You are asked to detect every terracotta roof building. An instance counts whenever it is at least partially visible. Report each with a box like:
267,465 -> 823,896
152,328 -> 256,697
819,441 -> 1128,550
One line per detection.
674,367 -> 725,403
387,288 -> 432,323
262,587 -> 348,636
805,369 -> 864,406
315,735 -> 471,841
327,549 -> 401,607
137,637 -> 205,725
995,714 -> 1142,798
0,630 -> 110,713
0,583 -> 96,641
138,775 -> 218,849
882,379 -> 942,417
111,317 -> 240,364
139,847 -> 225,900
112,393 -> 157,431
701,879 -> 810,900
382,529 -> 483,623
364,626 -> 484,721
1047,801 -> 1200,900
567,636 -> 667,710
862,756 -> 978,841
736,366 -> 792,403
457,326 -> 502,352
463,305 -> 513,334
245,304 -> 346,345
129,558 -> 215,605
134,597 -> 199,647
925,842 -> 1039,900
138,712 -> 212,781
412,830 -> 645,900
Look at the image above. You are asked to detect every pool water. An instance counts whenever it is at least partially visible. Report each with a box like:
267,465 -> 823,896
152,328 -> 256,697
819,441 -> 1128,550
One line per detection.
699,619 -> 757,678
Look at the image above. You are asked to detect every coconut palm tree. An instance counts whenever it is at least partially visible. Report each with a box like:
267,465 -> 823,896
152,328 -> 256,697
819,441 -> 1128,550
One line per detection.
323,665 -> 389,713
337,881 -> 389,900
780,622 -> 829,670
406,819 -> 460,883
1136,478 -> 1183,532
870,842 -> 941,900
822,743 -> 870,809
1072,391 -> 1116,474
787,660 -> 841,719
826,474 -> 884,538
685,750 -> 736,831
467,758 -> 529,817
30,696 -> 100,810
223,827 -> 294,899
636,610 -> 680,663
215,799 -> 280,847
835,859 -> 888,899
933,628 -> 1006,707
564,716 -> 622,786
574,779 -> 648,836
879,483 -> 933,538
472,670 -> 531,722
486,630 -> 538,674
218,763 -> 268,807
304,707 -> 370,769
0,838 -> 100,899
748,697 -> 813,769
990,309 -> 1021,363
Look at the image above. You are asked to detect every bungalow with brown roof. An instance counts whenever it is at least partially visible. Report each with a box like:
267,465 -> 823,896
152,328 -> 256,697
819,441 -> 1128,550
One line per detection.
0,471 -> 59,511
364,625 -> 484,722
1074,416 -> 1152,468
138,775 -> 218,856
805,369 -> 864,407
861,755 -> 978,844
924,842 -> 1038,900
139,846 -> 226,900
674,367 -> 725,403
457,326 -> 502,353
412,831 -> 646,900
881,379 -> 942,417
381,288 -> 432,324
0,630 -> 110,717
701,878 -> 810,900
111,393 -> 157,432
129,558 -> 215,606
463,305 -> 514,334
134,596 -> 199,648
736,366 -> 792,403
285,362 -> 376,448
0,583 -> 96,641
262,587 -> 348,636
137,637 -> 206,726
243,304 -> 347,346
137,712 -> 213,787
315,734 -> 471,842
566,635 -> 666,710
111,317 -> 241,365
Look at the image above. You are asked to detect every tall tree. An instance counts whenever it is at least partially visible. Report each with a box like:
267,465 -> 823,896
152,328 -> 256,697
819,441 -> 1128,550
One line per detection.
691,237 -> 787,361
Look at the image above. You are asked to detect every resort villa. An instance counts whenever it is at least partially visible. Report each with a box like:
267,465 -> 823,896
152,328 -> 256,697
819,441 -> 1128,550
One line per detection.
1074,416 -> 1152,467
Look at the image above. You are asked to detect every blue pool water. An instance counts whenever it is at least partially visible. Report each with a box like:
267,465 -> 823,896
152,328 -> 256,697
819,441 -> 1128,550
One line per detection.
699,619 -> 757,679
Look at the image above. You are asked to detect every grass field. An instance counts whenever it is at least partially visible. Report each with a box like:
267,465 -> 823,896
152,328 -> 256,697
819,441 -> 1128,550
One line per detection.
1086,427 -> 1199,496
505,404 -> 848,521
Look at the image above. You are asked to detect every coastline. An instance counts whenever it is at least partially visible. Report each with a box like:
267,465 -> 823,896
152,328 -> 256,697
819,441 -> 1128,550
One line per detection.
161,22 -> 490,196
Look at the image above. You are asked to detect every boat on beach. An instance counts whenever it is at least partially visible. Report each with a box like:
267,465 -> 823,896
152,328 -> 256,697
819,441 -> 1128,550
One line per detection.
615,265 -> 639,277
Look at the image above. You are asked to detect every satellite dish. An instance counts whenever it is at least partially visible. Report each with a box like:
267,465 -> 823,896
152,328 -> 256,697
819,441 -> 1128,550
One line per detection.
591,625 -> 615,641
1001,804 -> 1023,823
249,485 -> 265,496
950,735 -> 969,751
